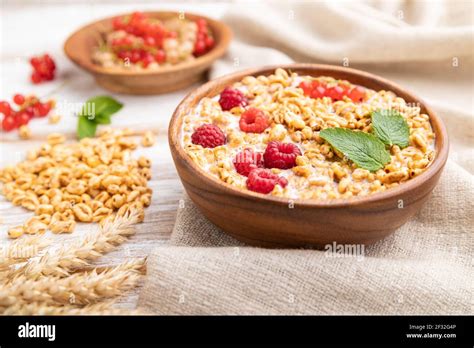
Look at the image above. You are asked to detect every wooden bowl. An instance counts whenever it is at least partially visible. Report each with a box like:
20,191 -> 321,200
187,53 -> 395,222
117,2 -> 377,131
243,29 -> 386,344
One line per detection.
64,11 -> 232,95
169,64 -> 449,248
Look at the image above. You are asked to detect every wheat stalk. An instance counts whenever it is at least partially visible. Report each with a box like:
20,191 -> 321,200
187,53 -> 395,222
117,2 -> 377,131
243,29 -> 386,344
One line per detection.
1,206 -> 146,315
1,299 -> 135,315
0,236 -> 50,273
0,259 -> 145,309
6,209 -> 141,281
4,299 -> 145,315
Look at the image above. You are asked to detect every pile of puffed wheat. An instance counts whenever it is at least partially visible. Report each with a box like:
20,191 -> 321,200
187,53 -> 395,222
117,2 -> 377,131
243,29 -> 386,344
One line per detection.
0,128 -> 155,314
1,128 -> 153,238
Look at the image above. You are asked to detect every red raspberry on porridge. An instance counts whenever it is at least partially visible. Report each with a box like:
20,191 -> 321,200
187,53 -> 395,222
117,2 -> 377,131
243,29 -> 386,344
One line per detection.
239,107 -> 270,133
233,148 -> 264,176
181,69 -> 436,200
263,141 -> 301,169
191,124 -> 226,148
246,168 -> 288,194
218,87 -> 248,111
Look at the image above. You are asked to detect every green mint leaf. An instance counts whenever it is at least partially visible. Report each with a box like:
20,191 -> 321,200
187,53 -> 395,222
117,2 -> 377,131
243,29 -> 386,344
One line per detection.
320,128 -> 391,172
76,95 -> 123,139
371,109 -> 409,148
94,113 -> 112,125
79,96 -> 123,122
77,116 -> 98,139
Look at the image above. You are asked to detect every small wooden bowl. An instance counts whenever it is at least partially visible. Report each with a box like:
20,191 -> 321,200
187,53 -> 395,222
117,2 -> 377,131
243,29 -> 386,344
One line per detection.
64,11 -> 232,95
169,64 -> 449,248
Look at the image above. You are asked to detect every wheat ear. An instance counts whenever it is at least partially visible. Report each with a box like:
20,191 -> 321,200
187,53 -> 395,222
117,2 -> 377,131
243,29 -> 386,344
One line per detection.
1,299 -> 136,315
7,208 -> 141,281
0,236 -> 50,272
4,300 -> 146,315
0,259 -> 145,309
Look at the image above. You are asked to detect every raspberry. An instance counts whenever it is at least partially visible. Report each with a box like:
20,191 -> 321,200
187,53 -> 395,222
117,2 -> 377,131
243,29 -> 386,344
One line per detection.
218,87 -> 248,111
239,107 -> 270,133
233,148 -> 264,176
191,124 -> 226,148
263,141 -> 301,169
246,168 -> 288,194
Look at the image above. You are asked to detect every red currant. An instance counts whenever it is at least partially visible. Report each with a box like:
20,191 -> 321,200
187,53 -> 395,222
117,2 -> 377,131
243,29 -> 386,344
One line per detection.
197,31 -> 206,41
31,71 -> 42,84
1,95 -> 55,132
108,13 -> 214,66
348,86 -> 365,102
24,106 -> 35,118
141,53 -> 155,68
194,40 -> 206,56
112,17 -> 124,30
111,38 -> 122,47
37,103 -> 51,117
310,85 -> 326,99
193,18 -> 214,57
44,54 -> 56,69
118,50 -> 132,61
0,101 -> 12,116
30,57 -> 41,68
29,54 -> 56,84
325,86 -> 345,101
300,80 -> 327,98
13,94 -> 25,105
154,50 -> 166,63
16,112 -> 30,126
205,36 -> 215,48
130,50 -> 141,63
299,81 -> 313,95
123,36 -> 133,46
197,18 -> 207,30
144,36 -> 156,47
2,116 -> 16,131
130,11 -> 145,24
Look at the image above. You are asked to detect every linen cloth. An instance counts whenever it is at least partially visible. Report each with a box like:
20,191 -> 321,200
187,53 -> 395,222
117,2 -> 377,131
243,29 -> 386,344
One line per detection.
138,0 -> 474,314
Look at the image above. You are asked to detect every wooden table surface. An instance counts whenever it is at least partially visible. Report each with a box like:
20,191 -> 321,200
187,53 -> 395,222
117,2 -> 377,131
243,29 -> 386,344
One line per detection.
0,1 -> 228,309
1,132 -> 185,309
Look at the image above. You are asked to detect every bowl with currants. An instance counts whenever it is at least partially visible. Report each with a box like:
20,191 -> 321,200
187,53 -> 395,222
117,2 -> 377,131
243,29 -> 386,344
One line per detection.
64,11 -> 232,95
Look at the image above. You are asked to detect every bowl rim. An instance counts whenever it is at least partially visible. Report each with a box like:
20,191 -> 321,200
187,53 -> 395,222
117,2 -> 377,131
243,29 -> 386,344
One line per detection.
169,63 -> 449,208
64,10 -> 232,76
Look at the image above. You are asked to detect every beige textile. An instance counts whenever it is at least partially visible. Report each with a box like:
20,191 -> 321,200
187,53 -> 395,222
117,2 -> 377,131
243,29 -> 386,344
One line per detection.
138,0 -> 474,314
